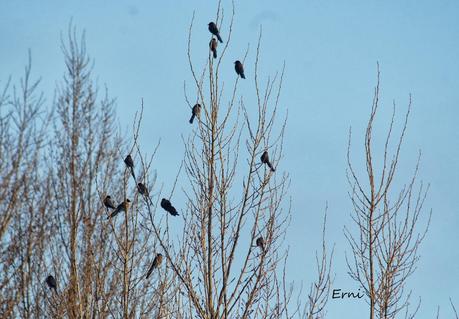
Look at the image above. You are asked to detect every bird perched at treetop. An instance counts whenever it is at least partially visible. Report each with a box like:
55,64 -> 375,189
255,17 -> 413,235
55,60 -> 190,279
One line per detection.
209,38 -> 218,59
208,22 -> 223,43
161,198 -> 179,216
260,151 -> 275,172
124,154 -> 136,180
234,60 -> 245,79
189,103 -> 201,124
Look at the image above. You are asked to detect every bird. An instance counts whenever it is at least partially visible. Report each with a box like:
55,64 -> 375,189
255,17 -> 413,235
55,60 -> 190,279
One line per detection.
103,195 -> 116,210
189,104 -> 201,124
107,199 -> 131,219
208,22 -> 223,43
234,61 -> 245,79
45,275 -> 57,291
137,182 -> 149,197
161,198 -> 179,216
260,151 -> 275,172
137,183 -> 152,205
146,253 -> 163,279
256,237 -> 265,251
209,38 -> 218,59
124,154 -> 136,180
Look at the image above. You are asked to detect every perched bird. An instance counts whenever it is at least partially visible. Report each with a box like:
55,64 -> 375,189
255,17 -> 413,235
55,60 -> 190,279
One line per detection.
189,104 -> 201,124
124,154 -> 136,180
146,253 -> 163,279
256,237 -> 265,251
208,22 -> 223,43
260,151 -> 275,172
137,183 -> 152,205
137,182 -> 149,197
45,275 -> 57,291
234,61 -> 245,79
209,38 -> 218,59
103,195 -> 116,210
161,198 -> 179,216
108,199 -> 131,219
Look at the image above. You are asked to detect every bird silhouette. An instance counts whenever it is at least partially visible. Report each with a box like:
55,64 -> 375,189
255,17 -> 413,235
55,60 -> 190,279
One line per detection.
234,61 -> 245,79
256,237 -> 265,251
124,154 -> 136,180
161,198 -> 179,216
208,22 -> 223,43
146,253 -> 163,279
189,104 -> 201,124
260,151 -> 275,172
108,199 -> 131,219
209,38 -> 218,59
137,183 -> 149,196
103,195 -> 116,210
45,275 -> 57,291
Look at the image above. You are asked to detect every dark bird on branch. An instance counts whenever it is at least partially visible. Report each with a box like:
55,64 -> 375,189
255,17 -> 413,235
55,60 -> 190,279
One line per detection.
124,154 -> 136,180
260,151 -> 275,172
137,183 -> 149,197
189,103 -> 201,124
208,22 -> 223,43
103,195 -> 116,210
146,253 -> 163,279
108,199 -> 131,219
209,38 -> 218,59
256,237 -> 265,251
161,198 -> 179,216
138,182 -> 152,205
45,275 -> 57,291
234,60 -> 245,79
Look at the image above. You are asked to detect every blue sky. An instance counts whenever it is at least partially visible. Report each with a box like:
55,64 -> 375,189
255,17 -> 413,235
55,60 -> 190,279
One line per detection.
1,0 -> 458,317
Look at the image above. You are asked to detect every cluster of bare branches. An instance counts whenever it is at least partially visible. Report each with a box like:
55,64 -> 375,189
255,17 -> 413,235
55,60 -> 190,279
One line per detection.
124,2 -> 296,318
345,65 -> 431,319
0,52 -> 52,318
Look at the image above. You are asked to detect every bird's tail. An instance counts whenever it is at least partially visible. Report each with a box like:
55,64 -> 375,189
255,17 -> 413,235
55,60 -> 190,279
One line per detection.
268,162 -> 275,172
146,265 -> 154,279
108,210 -> 118,219
241,73 -> 246,79
189,114 -> 195,124
130,167 -> 136,181
217,34 -> 223,43
213,49 -> 217,59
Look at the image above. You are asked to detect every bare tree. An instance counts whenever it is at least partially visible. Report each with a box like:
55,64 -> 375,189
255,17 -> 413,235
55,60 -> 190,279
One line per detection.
0,53 -> 51,318
345,65 -> 431,319
41,26 -> 170,318
302,210 -> 334,319
129,3 -> 293,318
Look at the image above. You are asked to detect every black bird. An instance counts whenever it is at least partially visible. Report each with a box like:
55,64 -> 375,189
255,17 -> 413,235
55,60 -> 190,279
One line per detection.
137,183 -> 149,197
45,275 -> 57,291
108,199 -> 131,219
137,183 -> 152,205
124,154 -> 136,180
234,61 -> 245,79
209,38 -> 218,59
189,104 -> 201,124
260,151 -> 275,172
103,195 -> 116,210
256,237 -> 265,251
146,253 -> 163,279
208,22 -> 223,43
161,198 -> 179,216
